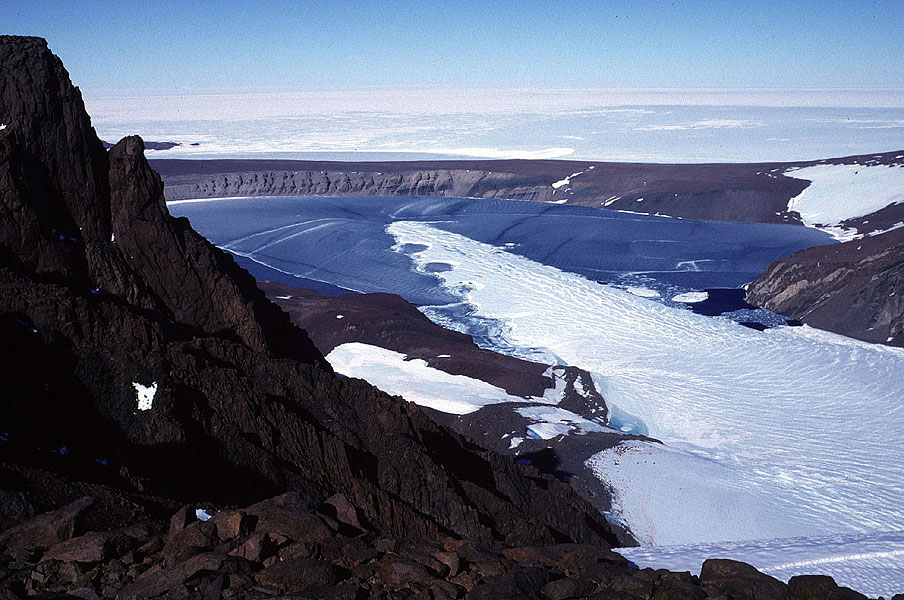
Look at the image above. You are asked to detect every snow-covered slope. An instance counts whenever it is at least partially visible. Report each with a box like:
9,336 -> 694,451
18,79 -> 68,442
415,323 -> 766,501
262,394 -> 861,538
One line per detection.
386,220 -> 904,588
785,163 -> 904,237
325,342 -> 548,414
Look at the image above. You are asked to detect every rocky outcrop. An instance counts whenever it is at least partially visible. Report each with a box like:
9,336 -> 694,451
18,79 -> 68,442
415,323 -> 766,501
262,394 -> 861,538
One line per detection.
747,227 -> 904,346
152,157 -> 824,225
1,35 -> 618,549
7,494 -> 866,600
260,281 -> 552,398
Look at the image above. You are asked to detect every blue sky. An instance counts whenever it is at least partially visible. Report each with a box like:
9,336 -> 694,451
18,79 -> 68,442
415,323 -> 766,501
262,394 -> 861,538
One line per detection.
5,1 -> 903,91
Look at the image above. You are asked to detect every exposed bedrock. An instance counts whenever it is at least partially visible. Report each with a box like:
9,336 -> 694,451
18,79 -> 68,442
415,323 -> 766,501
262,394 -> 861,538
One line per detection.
0,34 -> 618,550
747,227 -> 904,346
152,157 -> 821,225
153,150 -> 904,229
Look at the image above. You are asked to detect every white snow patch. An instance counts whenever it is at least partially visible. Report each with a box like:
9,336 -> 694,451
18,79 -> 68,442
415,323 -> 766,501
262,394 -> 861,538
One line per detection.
110,232 -> 115,243
671,291 -> 709,303
625,286 -> 661,298
618,530 -> 904,599
436,354 -> 451,358
387,221 -> 904,555
509,436 -> 524,449
785,164 -> 904,231
275,295 -> 292,300
336,314 -> 344,319
869,221 -> 904,236
517,406 -> 607,440
552,171 -> 584,189
133,382 -> 157,411
325,343 -> 536,414
0,124 -> 6,131
195,508 -> 214,521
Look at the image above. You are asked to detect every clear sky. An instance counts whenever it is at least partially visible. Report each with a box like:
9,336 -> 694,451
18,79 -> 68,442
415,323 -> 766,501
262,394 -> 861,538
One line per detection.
4,0 -> 903,91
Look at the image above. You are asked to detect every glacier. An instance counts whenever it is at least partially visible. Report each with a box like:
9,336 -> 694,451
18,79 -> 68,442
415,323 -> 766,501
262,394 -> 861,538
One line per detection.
387,220 -> 904,596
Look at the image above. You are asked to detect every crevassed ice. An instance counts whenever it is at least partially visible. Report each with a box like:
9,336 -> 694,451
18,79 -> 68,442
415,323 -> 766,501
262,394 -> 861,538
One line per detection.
386,220 -> 904,550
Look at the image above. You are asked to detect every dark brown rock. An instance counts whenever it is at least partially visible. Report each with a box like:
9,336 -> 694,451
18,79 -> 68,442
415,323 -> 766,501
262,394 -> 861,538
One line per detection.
0,496 -> 93,556
41,530 -> 137,564
209,509 -> 250,541
700,559 -> 789,600
228,532 -> 271,562
787,575 -> 868,600
255,556 -> 344,591
748,227 -> 904,346
378,555 -> 434,589
162,519 -> 219,566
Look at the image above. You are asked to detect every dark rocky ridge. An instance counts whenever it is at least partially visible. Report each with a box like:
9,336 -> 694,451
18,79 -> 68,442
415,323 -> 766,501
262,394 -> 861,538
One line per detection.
152,150 -> 904,232
747,227 -> 904,346
0,36 -> 887,598
4,494 -> 875,600
103,139 -> 182,151
0,35 -> 617,549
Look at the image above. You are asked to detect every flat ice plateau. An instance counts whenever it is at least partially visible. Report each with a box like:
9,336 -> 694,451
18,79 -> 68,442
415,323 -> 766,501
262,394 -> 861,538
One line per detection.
388,220 -> 904,596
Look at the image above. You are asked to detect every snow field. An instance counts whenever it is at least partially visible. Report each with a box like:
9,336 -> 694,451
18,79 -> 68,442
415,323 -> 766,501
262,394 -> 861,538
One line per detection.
785,164 -> 904,228
325,342 -> 558,414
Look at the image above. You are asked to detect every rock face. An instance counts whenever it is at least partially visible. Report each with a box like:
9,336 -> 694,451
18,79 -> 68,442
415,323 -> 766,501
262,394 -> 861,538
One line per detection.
0,35 -> 618,549
747,227 -> 904,346
152,157 -> 821,225
152,150 -> 903,228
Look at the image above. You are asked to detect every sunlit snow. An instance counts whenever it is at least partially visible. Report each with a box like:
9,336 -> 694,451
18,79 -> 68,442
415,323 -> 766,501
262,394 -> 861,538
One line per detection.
133,381 -> 157,411
516,406 -> 608,439
552,171 -> 584,189
387,221 -> 904,554
325,342 -> 553,414
195,508 -> 214,521
785,164 -> 904,228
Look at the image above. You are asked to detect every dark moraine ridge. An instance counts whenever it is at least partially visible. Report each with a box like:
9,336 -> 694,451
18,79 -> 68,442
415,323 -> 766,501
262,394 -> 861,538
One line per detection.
0,36 -> 882,598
